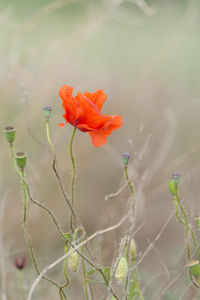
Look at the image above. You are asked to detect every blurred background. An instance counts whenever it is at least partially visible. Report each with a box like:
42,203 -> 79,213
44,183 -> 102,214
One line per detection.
1,0 -> 200,299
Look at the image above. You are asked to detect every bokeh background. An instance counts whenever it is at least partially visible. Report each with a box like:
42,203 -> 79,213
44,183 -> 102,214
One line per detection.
1,0 -> 200,299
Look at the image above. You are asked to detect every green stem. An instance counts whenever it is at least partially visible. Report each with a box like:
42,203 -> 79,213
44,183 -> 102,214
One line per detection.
17,270 -> 25,300
70,127 -> 77,207
21,169 -> 27,224
174,189 -> 198,259
9,144 -> 67,299
46,120 -> 55,153
124,166 -> 134,217
174,193 -> 190,258
59,244 -> 69,300
81,246 -> 89,300
131,269 -> 144,300
70,127 -> 77,231
9,143 -> 117,299
45,120 -> 77,225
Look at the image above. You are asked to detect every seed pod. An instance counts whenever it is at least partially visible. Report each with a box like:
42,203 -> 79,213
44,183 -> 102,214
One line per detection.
4,126 -> 16,144
171,172 -> 181,185
68,249 -> 79,272
122,152 -> 130,166
115,256 -> 128,282
16,152 -> 27,169
43,106 -> 52,120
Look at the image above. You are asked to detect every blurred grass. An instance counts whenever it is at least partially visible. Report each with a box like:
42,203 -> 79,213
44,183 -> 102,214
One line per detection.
1,0 -> 200,298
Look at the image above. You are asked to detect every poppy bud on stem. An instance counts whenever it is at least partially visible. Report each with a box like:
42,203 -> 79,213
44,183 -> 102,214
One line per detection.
169,172 -> 197,260
43,106 -> 52,120
4,126 -> 16,145
16,152 -> 27,170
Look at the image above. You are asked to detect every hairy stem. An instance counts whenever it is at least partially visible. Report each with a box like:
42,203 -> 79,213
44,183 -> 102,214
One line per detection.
9,144 -> 67,299
70,127 -> 77,231
45,120 -> 77,226
17,270 -> 25,300
81,246 -> 89,300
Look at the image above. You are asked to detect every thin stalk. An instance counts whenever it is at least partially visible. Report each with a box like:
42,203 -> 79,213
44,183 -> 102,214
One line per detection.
45,120 -> 77,225
81,246 -> 89,300
174,189 -> 197,259
131,270 -> 144,300
9,144 -> 67,299
69,127 -> 77,231
124,167 -> 143,300
17,270 -> 25,300
59,244 -> 69,299
9,144 -> 118,299
70,127 -> 77,207
124,166 -> 134,217
21,169 -> 27,224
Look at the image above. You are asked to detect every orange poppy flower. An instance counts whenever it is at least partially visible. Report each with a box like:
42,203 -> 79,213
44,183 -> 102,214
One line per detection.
59,85 -> 123,147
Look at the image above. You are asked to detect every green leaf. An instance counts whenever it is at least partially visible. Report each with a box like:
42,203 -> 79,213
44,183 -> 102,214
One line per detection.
103,267 -> 111,283
87,269 -> 95,276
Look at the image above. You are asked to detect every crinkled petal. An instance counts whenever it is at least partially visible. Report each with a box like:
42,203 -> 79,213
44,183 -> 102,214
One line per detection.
83,89 -> 107,111
89,115 -> 123,147
76,123 -> 95,132
75,92 -> 107,129
59,85 -> 84,126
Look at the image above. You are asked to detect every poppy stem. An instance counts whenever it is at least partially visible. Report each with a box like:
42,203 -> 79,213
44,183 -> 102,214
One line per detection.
81,246 -> 89,300
8,144 -> 68,299
17,269 -> 25,300
70,127 -> 77,231
124,166 -> 135,219
45,120 -> 78,226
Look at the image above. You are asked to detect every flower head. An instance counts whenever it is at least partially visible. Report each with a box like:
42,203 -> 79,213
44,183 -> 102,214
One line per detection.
59,85 -> 122,147
14,256 -> 26,270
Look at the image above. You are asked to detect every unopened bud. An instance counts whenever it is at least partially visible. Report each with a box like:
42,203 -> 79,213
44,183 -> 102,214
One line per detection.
195,216 -> 200,231
68,249 -> 79,272
171,172 -> 181,185
110,297 -> 117,300
16,152 -> 27,169
14,256 -> 26,270
43,106 -> 52,120
4,126 -> 16,144
115,257 -> 128,282
130,239 -> 137,260
188,260 -> 200,278
168,179 -> 177,196
122,152 -> 130,166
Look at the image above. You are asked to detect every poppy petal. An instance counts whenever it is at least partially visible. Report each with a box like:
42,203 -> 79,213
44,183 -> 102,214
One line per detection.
89,115 -> 123,147
75,92 -> 106,129
83,89 -> 107,111
59,85 -> 84,126
88,130 -> 108,147
59,123 -> 66,128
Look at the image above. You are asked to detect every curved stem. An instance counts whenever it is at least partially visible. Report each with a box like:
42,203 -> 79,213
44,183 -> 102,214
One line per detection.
9,143 -> 118,299
9,144 -> 67,299
45,120 -> 78,226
